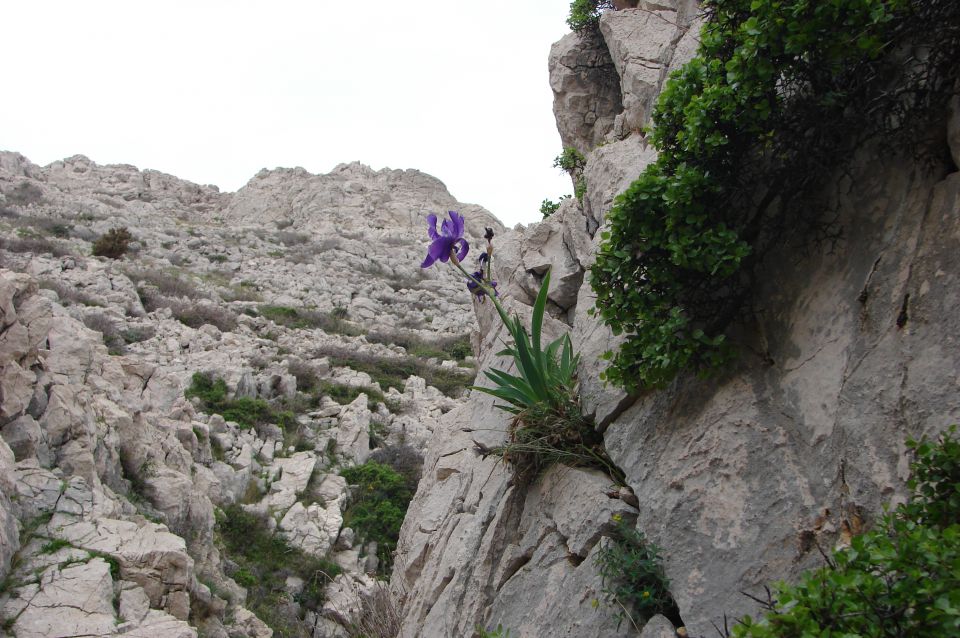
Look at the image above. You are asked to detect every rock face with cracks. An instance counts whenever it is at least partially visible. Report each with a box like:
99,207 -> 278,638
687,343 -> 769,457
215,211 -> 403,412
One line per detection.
3,4 -> 960,636
394,4 -> 960,637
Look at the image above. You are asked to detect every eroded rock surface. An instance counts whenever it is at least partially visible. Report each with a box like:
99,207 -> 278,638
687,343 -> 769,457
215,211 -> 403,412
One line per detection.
0,153 -> 494,636
395,6 -> 960,638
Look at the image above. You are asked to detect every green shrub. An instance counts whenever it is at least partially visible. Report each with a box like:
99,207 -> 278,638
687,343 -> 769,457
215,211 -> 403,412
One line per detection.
553,147 -> 585,174
340,462 -> 413,574
567,0 -> 613,32
368,445 -> 423,493
217,504 -> 342,634
185,372 -> 276,429
92,227 -> 133,259
540,197 -> 569,219
734,427 -> 960,637
596,517 -> 681,630
591,0 -> 960,391
554,148 -> 587,203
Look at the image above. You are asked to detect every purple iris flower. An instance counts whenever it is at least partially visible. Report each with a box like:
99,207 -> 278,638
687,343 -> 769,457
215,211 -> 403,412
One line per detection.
421,211 -> 469,268
467,270 -> 498,298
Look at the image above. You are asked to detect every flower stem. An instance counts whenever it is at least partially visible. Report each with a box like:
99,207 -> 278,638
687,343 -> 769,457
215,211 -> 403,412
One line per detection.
450,261 -> 513,329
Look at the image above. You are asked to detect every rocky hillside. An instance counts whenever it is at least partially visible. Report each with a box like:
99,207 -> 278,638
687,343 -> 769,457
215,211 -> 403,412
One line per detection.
393,2 -> 960,637
0,152 -> 502,637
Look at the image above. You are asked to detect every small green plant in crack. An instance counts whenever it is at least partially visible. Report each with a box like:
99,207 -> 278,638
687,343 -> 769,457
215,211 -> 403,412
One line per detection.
39,538 -> 73,554
368,418 -> 389,448
420,213 -> 620,485
87,551 -> 121,579
477,624 -> 512,638
596,515 -> 682,631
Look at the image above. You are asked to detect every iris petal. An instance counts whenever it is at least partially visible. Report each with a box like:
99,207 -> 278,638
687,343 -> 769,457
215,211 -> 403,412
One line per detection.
431,238 -> 451,261
450,211 -> 465,238
426,214 -> 439,241
422,237 -> 450,268
455,238 -> 469,262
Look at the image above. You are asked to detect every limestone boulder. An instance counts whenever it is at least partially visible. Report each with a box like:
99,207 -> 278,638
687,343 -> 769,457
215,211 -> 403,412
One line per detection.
2,559 -> 117,638
549,31 -> 623,153
599,7 -> 686,135
336,395 -> 372,464
277,499 -> 343,557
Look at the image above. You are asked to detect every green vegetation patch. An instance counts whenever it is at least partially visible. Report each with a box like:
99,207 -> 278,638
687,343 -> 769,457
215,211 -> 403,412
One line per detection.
92,227 -> 133,259
339,462 -> 413,575
217,504 -> 341,634
596,516 -> 681,630
257,304 -> 362,336
567,0 -> 613,32
734,426 -> 960,637
590,0 -> 960,391
366,331 -> 472,363
317,346 -> 474,398
185,372 -> 280,429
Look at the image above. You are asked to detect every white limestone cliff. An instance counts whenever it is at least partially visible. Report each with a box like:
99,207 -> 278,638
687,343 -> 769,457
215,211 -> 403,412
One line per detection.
393,3 -> 960,637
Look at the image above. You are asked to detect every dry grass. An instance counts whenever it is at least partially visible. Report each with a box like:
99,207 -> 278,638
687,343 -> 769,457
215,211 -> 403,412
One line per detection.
346,583 -> 402,638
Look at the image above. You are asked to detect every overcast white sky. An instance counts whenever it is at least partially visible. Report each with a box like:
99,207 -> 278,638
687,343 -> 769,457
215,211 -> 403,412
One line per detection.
3,1 -> 577,227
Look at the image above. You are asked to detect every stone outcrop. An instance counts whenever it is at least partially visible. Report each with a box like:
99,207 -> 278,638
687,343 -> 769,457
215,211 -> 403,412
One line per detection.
2,4 -> 957,635
395,5 -> 960,638
0,151 -> 495,636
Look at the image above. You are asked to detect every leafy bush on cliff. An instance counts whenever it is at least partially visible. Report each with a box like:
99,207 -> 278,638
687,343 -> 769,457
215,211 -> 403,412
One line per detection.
567,0 -> 614,32
554,147 -> 587,203
591,0 -> 960,391
734,427 -> 960,637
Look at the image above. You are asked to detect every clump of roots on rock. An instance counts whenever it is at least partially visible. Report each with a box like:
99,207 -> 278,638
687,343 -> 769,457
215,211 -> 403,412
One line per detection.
490,401 -> 625,486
